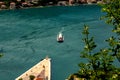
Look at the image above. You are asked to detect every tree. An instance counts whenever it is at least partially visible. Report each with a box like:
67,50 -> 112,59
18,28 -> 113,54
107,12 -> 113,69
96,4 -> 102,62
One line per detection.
67,0 -> 120,79
101,0 -> 120,61
18,78 -> 23,80
29,75 -> 35,80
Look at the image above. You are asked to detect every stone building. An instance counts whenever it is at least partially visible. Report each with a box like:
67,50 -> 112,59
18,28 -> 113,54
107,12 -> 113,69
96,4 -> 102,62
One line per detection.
69,0 -> 75,5
25,0 -> 39,3
0,2 -> 6,9
77,0 -> 87,4
87,0 -> 97,4
10,2 -> 16,9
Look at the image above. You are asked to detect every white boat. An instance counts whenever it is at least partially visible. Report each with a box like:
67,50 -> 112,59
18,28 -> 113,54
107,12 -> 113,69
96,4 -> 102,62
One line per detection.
57,32 -> 64,42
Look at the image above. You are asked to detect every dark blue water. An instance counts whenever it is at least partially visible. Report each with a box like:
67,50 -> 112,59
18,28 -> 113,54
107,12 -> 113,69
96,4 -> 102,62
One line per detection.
0,5 -> 119,80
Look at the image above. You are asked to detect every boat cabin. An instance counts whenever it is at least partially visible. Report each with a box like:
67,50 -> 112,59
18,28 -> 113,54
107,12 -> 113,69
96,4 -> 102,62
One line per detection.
57,32 -> 64,42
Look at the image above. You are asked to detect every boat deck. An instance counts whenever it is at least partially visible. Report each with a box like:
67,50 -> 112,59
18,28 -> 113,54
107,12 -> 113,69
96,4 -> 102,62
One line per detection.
15,57 -> 51,80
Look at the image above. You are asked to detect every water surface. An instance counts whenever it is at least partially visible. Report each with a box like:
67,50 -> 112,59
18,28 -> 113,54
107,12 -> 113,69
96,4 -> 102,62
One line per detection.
0,5 -> 119,80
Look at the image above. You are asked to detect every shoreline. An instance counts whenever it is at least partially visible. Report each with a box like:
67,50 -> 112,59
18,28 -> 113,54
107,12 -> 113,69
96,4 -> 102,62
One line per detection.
0,3 -> 99,11
0,0 -> 104,11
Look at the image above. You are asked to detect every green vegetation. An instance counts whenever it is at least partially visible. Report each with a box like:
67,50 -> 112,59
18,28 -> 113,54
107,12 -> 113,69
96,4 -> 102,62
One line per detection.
67,0 -> 120,80
18,78 -> 23,80
29,75 -> 35,80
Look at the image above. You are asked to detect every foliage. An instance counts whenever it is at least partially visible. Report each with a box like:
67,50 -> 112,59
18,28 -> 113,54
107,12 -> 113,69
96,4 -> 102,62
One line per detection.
18,78 -> 23,80
101,0 -> 120,34
101,0 -> 120,61
67,25 -> 120,80
67,0 -> 120,80
29,75 -> 35,80
77,25 -> 120,80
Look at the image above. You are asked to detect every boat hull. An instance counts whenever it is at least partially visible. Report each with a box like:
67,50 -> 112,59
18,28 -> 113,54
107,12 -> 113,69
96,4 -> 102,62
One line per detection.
57,32 -> 64,43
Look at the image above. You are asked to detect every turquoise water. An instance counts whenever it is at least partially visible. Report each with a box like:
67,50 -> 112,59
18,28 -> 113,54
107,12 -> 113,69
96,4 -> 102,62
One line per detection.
0,5 -> 119,80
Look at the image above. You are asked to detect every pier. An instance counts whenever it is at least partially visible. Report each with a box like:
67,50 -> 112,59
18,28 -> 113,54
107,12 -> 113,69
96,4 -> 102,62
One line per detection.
15,57 -> 51,80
